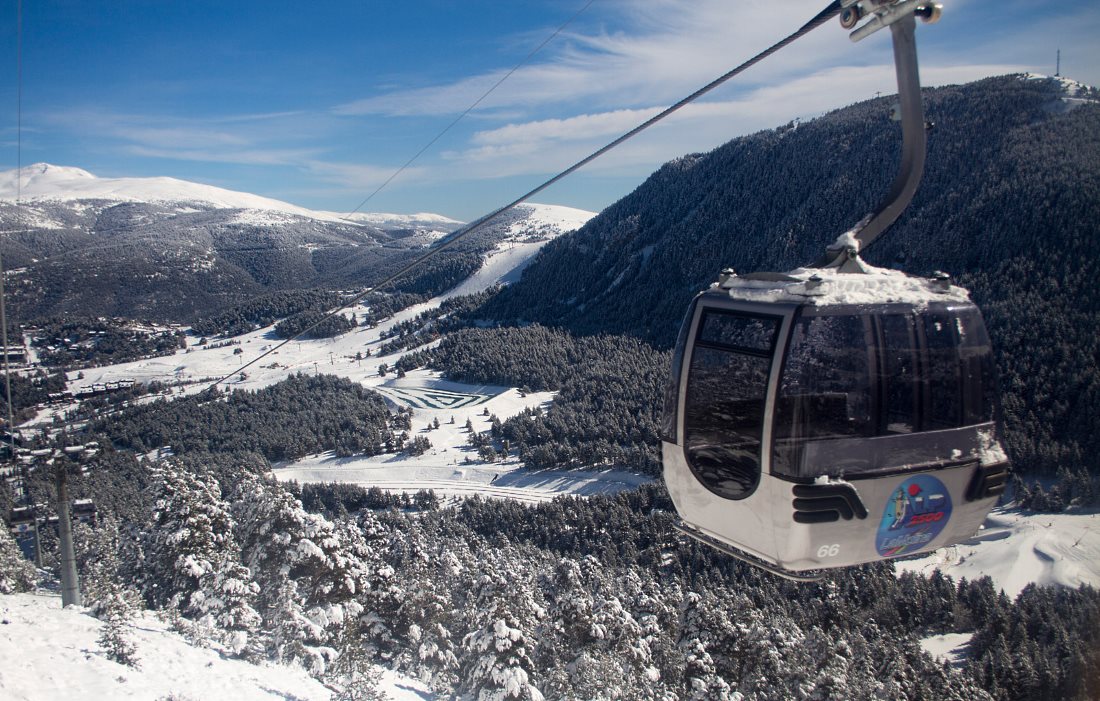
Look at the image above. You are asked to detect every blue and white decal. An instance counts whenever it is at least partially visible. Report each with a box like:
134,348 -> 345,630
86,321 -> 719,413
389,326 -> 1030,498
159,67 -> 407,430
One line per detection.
876,474 -> 953,558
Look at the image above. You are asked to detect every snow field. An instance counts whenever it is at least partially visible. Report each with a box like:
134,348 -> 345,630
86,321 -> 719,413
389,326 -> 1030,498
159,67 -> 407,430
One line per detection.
33,204 -> 630,504
919,632 -> 973,668
0,592 -> 434,701
895,507 -> 1100,598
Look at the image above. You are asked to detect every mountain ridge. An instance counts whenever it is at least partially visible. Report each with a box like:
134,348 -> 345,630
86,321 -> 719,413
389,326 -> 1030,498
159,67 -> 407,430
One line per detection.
0,163 -> 591,323
474,74 -> 1100,478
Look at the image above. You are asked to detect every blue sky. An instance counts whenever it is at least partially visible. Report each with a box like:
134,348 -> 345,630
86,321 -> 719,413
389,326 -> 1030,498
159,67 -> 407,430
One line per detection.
3,0 -> 1098,221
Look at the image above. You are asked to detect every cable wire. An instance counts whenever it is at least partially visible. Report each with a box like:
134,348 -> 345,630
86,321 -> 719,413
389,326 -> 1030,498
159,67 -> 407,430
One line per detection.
1,0 -> 22,472
340,0 -> 596,222
210,1 -> 843,389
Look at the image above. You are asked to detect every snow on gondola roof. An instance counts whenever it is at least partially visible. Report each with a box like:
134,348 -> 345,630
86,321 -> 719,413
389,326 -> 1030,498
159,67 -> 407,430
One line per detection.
712,264 -> 973,308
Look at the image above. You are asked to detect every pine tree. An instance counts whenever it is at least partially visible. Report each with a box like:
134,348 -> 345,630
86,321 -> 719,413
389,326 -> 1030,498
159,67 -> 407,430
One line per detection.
139,461 -> 235,612
76,518 -> 141,667
463,603 -> 543,701
233,476 -> 376,670
98,589 -> 140,668
0,523 -> 36,594
326,621 -> 390,701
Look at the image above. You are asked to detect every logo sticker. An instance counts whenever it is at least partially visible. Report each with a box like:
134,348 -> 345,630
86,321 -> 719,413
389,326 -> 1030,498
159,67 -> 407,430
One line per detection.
876,474 -> 953,558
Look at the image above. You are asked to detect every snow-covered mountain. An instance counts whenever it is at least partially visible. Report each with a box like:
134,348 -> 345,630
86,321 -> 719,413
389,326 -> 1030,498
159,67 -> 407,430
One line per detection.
1,163 -> 335,220
0,164 -> 592,322
0,163 -> 460,232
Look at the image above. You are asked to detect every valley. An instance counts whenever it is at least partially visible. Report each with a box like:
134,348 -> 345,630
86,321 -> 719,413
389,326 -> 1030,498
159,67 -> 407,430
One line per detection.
2,72 -> 1099,701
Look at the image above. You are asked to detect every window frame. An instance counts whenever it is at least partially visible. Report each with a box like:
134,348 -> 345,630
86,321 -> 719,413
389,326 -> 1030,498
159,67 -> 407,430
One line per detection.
770,301 -> 999,482
678,298 -> 793,500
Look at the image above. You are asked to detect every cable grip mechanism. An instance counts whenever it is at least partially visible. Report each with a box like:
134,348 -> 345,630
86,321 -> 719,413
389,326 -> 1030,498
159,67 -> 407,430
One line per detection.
816,0 -> 945,269
839,0 -> 942,41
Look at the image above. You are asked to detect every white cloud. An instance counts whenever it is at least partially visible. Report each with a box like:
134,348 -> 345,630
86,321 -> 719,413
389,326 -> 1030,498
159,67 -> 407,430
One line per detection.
39,109 -> 329,167
422,59 -> 1029,184
304,160 -> 429,192
334,0 -> 859,118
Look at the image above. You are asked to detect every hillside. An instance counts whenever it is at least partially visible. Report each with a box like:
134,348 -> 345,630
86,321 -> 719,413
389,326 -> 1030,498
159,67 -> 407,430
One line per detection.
0,164 -> 463,322
477,74 -> 1100,478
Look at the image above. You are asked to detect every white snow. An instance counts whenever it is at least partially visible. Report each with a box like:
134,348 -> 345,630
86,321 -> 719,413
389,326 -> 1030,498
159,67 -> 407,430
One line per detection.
274,451 -> 651,505
718,260 -> 972,307
0,163 -> 459,229
319,211 -> 464,229
919,632 -> 972,668
0,591 -> 435,701
895,507 -> 1100,598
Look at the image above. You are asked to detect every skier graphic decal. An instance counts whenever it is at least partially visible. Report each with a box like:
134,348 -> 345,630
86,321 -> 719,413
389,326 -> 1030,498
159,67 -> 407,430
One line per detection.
876,475 -> 953,558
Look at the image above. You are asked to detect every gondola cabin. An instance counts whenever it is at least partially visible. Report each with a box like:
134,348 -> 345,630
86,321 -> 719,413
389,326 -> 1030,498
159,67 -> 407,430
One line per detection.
662,260 -> 1009,576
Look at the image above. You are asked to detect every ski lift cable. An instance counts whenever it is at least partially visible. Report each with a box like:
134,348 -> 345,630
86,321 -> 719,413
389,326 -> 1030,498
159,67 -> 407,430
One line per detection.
0,2 -> 597,284
339,0 -> 597,223
0,0 -> 23,467
204,0 -> 844,389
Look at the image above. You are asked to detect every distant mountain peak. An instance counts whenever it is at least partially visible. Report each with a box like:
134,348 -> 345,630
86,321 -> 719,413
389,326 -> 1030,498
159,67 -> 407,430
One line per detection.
0,163 -> 461,229
1022,73 -> 1098,98
22,162 -> 96,180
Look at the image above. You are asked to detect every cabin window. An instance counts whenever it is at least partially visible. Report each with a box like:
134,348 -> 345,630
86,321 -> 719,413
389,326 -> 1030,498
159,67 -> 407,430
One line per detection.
773,314 -> 875,478
880,314 -> 919,434
683,310 -> 780,499
921,312 -> 963,430
954,307 -> 998,425
773,304 -> 999,481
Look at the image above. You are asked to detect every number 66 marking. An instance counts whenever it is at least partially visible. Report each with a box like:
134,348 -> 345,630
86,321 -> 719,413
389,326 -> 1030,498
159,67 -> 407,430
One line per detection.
817,543 -> 840,558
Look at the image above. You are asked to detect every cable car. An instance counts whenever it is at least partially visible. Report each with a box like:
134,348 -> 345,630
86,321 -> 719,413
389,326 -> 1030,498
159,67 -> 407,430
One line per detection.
661,2 -> 1008,578
662,257 -> 1009,578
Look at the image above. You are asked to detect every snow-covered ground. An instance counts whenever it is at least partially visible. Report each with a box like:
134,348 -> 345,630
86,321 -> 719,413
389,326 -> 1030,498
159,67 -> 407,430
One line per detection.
0,592 -> 435,701
919,632 -> 973,668
896,507 -> 1100,598
275,451 -> 652,505
30,203 -> 634,505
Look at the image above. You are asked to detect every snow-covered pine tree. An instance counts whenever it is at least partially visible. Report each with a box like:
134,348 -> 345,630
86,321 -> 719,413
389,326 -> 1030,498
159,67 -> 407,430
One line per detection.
326,620 -> 390,701
76,517 -> 141,666
354,508 -> 401,663
462,602 -> 544,701
677,591 -> 734,700
98,588 -> 140,668
233,476 -> 376,671
139,461 -> 235,612
194,559 -> 262,657
391,525 -> 460,693
0,521 -> 36,593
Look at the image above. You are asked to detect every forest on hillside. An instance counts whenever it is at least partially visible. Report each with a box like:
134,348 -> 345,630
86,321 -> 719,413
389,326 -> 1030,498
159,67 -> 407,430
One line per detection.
473,76 -> 1100,483
3,444 -> 1097,701
3,74 -> 1100,700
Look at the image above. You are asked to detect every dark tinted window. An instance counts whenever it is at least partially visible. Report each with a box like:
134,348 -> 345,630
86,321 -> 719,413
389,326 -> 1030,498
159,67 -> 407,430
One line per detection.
923,312 -> 962,430
955,307 -> 998,425
683,310 -> 779,499
698,311 -> 778,354
773,314 -> 874,478
881,314 -> 918,434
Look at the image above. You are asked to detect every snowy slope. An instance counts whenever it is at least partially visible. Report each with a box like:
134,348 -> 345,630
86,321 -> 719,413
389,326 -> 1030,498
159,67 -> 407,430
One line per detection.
0,163 -> 460,230
0,592 -> 435,701
31,202 -> 611,504
0,163 -> 348,222
895,507 -> 1100,598
319,210 -> 463,231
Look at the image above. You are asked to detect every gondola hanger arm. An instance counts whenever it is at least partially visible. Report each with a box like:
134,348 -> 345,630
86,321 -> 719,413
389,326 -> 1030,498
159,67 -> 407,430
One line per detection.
818,0 -> 944,269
